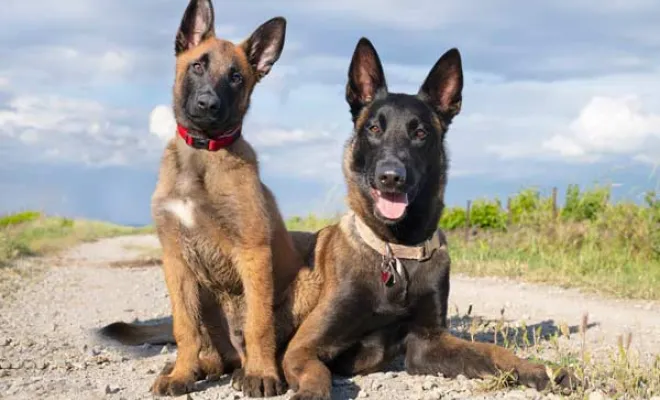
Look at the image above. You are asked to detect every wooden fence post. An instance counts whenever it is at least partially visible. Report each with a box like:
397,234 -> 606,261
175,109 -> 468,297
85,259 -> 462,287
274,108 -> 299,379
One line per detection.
465,200 -> 471,243
552,187 -> 558,221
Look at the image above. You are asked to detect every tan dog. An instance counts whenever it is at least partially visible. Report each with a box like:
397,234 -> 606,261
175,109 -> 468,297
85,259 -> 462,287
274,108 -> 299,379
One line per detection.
101,0 -> 301,396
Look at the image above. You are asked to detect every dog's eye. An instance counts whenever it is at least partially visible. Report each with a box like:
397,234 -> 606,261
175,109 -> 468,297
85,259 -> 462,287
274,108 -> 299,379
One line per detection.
231,72 -> 243,85
414,128 -> 428,140
192,62 -> 204,75
368,124 -> 381,134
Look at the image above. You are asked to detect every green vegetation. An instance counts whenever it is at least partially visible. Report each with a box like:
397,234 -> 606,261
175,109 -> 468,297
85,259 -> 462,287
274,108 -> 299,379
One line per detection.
285,213 -> 339,232
451,307 -> 659,398
0,211 -> 153,266
286,184 -> 660,300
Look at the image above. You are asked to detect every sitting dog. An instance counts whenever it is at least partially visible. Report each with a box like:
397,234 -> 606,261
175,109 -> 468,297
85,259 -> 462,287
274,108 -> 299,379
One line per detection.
101,0 -> 301,396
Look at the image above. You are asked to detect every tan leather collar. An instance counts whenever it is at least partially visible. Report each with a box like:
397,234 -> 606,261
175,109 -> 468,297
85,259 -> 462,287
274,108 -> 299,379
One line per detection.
342,212 -> 446,261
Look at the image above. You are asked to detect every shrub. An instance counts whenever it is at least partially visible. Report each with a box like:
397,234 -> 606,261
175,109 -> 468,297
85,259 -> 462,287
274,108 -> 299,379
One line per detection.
0,211 -> 42,227
561,184 -> 610,222
469,198 -> 507,230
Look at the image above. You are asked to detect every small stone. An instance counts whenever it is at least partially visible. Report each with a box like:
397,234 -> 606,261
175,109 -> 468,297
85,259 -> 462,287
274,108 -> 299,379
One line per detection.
422,380 -> 438,390
147,368 -> 156,374
524,388 -> 540,399
456,374 -> 467,382
387,382 -> 409,391
1,338 -> 11,347
0,360 -> 10,369
173,395 -> 192,400
357,391 -> 369,398
104,384 -> 121,394
588,391 -> 606,400
371,382 -> 383,390
384,371 -> 398,379
505,391 -> 527,400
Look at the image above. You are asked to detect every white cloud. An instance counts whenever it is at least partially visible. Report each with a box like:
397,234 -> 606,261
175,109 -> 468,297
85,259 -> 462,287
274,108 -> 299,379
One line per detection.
0,46 -> 135,87
149,105 -> 176,143
543,96 -> 660,159
0,94 -> 159,166
251,128 -> 331,147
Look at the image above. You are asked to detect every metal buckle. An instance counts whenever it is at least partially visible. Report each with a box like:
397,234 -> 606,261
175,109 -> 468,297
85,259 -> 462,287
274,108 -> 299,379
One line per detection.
189,136 -> 210,150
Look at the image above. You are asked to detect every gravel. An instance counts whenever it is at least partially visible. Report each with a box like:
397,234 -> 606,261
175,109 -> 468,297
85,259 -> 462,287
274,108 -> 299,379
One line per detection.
0,234 -> 658,400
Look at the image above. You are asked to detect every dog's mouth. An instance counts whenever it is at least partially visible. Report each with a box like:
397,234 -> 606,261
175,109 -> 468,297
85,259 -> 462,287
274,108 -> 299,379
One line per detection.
370,188 -> 409,221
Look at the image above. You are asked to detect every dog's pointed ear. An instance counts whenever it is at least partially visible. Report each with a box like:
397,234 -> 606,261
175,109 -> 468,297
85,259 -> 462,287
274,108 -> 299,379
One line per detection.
418,48 -> 463,123
346,38 -> 388,121
175,0 -> 216,55
242,17 -> 286,80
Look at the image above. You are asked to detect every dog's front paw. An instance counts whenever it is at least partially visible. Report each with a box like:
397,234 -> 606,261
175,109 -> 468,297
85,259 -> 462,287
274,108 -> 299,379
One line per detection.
243,373 -> 288,397
151,372 -> 196,396
231,368 -> 245,391
290,390 -> 331,400
518,364 -> 579,393
232,368 -> 288,397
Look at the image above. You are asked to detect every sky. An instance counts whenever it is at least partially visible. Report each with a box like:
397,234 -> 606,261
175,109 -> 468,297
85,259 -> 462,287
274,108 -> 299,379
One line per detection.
1,0 -> 660,226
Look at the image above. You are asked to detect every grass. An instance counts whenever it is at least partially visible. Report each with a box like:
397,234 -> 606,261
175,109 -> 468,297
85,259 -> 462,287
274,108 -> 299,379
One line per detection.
285,184 -> 660,301
449,306 -> 660,399
0,211 -> 153,266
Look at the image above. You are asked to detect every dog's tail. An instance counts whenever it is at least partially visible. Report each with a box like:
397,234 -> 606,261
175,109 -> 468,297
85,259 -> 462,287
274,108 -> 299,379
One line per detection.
98,320 -> 174,346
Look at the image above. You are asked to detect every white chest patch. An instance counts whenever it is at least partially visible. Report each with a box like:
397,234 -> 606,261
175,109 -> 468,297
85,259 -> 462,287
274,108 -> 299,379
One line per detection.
164,199 -> 196,228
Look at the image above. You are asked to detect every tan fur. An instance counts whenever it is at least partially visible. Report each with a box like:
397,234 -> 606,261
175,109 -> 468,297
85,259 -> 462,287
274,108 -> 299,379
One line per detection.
144,13 -> 301,397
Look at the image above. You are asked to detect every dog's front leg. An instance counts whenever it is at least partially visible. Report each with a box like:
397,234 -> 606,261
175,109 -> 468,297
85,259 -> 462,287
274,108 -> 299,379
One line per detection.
151,251 -> 203,396
233,245 -> 286,397
282,299 -> 335,400
404,327 -> 577,392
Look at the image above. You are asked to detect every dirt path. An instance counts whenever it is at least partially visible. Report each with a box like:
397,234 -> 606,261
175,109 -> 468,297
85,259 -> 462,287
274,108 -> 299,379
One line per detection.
0,235 -> 658,400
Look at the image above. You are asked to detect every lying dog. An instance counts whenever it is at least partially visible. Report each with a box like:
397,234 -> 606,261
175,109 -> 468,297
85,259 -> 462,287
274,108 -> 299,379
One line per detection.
278,38 -> 576,399
101,0 -> 300,397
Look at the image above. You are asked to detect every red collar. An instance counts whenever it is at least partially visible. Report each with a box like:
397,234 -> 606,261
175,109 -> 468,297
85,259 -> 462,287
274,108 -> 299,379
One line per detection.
177,124 -> 242,151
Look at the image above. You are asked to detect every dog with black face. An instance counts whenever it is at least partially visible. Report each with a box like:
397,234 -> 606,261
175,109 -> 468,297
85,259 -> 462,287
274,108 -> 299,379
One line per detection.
279,38 -> 577,400
99,0 -> 302,397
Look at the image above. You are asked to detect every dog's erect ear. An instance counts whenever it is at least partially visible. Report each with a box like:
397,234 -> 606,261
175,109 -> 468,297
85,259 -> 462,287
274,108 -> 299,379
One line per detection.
242,17 -> 286,80
418,48 -> 463,123
175,0 -> 216,55
346,38 -> 388,122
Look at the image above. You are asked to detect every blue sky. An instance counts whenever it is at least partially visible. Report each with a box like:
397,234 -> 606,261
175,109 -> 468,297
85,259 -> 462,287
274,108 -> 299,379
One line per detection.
1,0 -> 660,225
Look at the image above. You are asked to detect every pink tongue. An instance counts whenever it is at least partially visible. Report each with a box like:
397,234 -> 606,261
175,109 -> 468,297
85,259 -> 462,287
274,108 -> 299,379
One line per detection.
375,192 -> 409,219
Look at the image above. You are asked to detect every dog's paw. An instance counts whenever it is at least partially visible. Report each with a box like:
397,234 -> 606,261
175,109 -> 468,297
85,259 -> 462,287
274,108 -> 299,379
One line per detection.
231,368 -> 245,391
518,365 -> 579,393
151,372 -> 196,396
241,373 -> 288,397
549,367 -> 580,393
290,390 -> 331,400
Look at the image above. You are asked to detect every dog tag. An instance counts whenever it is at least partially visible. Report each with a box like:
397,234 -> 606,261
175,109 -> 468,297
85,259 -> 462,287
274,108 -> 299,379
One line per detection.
394,257 -> 404,276
381,270 -> 395,287
380,244 -> 398,287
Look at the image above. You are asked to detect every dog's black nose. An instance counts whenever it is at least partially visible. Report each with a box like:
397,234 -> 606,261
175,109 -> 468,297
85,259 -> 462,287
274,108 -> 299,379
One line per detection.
376,160 -> 406,190
196,93 -> 220,111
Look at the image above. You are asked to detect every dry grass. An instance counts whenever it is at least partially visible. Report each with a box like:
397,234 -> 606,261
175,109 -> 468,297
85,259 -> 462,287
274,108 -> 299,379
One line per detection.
0,212 -> 153,267
447,223 -> 660,301
449,307 -> 660,399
